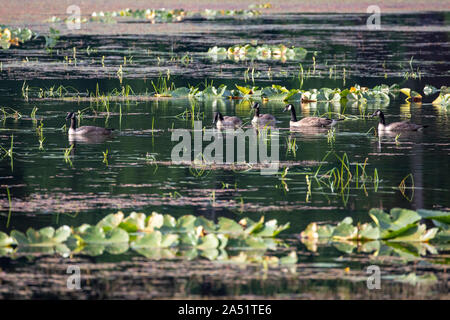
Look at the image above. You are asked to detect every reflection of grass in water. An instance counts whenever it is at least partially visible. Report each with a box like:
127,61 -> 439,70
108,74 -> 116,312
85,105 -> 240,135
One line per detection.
36,120 -> 45,150
395,133 -> 401,145
285,136 -> 297,157
102,149 -> 109,166
6,187 -> 12,228
31,106 -> 38,119
306,175 -> 312,202
64,144 -> 74,167
0,135 -> 14,171
189,154 -> 212,178
0,107 -> 21,122
327,127 -> 335,145
398,173 -> 414,202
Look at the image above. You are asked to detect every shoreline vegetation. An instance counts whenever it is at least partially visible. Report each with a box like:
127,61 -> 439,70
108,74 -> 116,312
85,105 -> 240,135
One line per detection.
21,81 -> 449,107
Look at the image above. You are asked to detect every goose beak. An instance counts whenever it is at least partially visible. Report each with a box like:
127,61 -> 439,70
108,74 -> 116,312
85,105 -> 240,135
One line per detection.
283,107 -> 288,112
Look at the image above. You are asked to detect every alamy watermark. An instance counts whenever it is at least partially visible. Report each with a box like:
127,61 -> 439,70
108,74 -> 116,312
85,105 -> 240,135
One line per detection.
66,265 -> 81,290
171,121 -> 280,175
66,5 -> 81,30
366,5 -> 381,30
366,265 -> 381,289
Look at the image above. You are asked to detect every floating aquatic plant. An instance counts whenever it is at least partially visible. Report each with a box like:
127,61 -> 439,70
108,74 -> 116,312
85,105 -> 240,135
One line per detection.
47,8 -> 259,25
400,88 -> 422,103
300,208 -> 448,243
424,85 -> 450,107
22,81 -> 411,107
248,3 -> 272,9
200,9 -> 261,20
207,44 -> 307,62
0,211 -> 294,265
300,208 -> 449,258
0,25 -> 34,49
48,8 -> 186,25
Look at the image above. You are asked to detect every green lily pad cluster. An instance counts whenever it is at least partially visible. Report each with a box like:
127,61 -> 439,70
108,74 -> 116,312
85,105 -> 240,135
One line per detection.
47,8 -> 260,25
248,3 -> 272,9
200,9 -> 261,20
24,81 -> 414,107
91,8 -> 186,23
172,83 -> 397,104
166,83 -> 399,103
301,208 -> 448,242
207,44 -> 307,62
48,8 -> 186,24
0,211 -> 297,265
0,25 -> 34,49
300,208 -> 449,258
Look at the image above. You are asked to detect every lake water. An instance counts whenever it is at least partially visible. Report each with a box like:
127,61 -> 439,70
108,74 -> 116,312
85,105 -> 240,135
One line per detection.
0,12 -> 449,299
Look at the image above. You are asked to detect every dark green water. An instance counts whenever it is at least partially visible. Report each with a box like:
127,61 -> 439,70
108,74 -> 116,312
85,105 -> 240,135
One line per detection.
0,12 -> 449,298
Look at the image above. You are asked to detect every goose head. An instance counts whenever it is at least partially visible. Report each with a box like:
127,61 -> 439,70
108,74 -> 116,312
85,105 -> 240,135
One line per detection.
370,110 -> 383,118
212,112 -> 224,124
283,104 -> 294,113
251,102 -> 260,110
66,112 -> 76,120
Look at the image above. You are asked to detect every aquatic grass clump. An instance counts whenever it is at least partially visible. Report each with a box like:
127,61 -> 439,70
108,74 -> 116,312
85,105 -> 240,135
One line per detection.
0,135 -> 14,171
308,152 -> 380,202
24,84 -> 81,100
151,75 -> 175,97
207,44 -> 307,62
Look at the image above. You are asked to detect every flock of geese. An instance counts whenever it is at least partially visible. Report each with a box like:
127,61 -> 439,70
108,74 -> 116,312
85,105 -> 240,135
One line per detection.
66,103 -> 428,139
211,103 -> 427,133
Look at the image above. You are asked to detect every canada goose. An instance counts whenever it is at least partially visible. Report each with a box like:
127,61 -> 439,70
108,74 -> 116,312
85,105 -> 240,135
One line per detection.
68,134 -> 112,144
251,102 -> 276,126
213,112 -> 242,129
66,112 -> 114,136
283,104 -> 342,128
371,110 -> 427,132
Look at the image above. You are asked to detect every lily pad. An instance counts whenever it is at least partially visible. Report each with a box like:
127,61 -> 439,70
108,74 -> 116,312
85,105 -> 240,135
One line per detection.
97,212 -> 124,231
0,232 -> 14,246
132,231 -> 178,248
369,208 -> 421,239
11,226 -> 71,246
76,226 -> 129,245
417,209 -> 450,225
